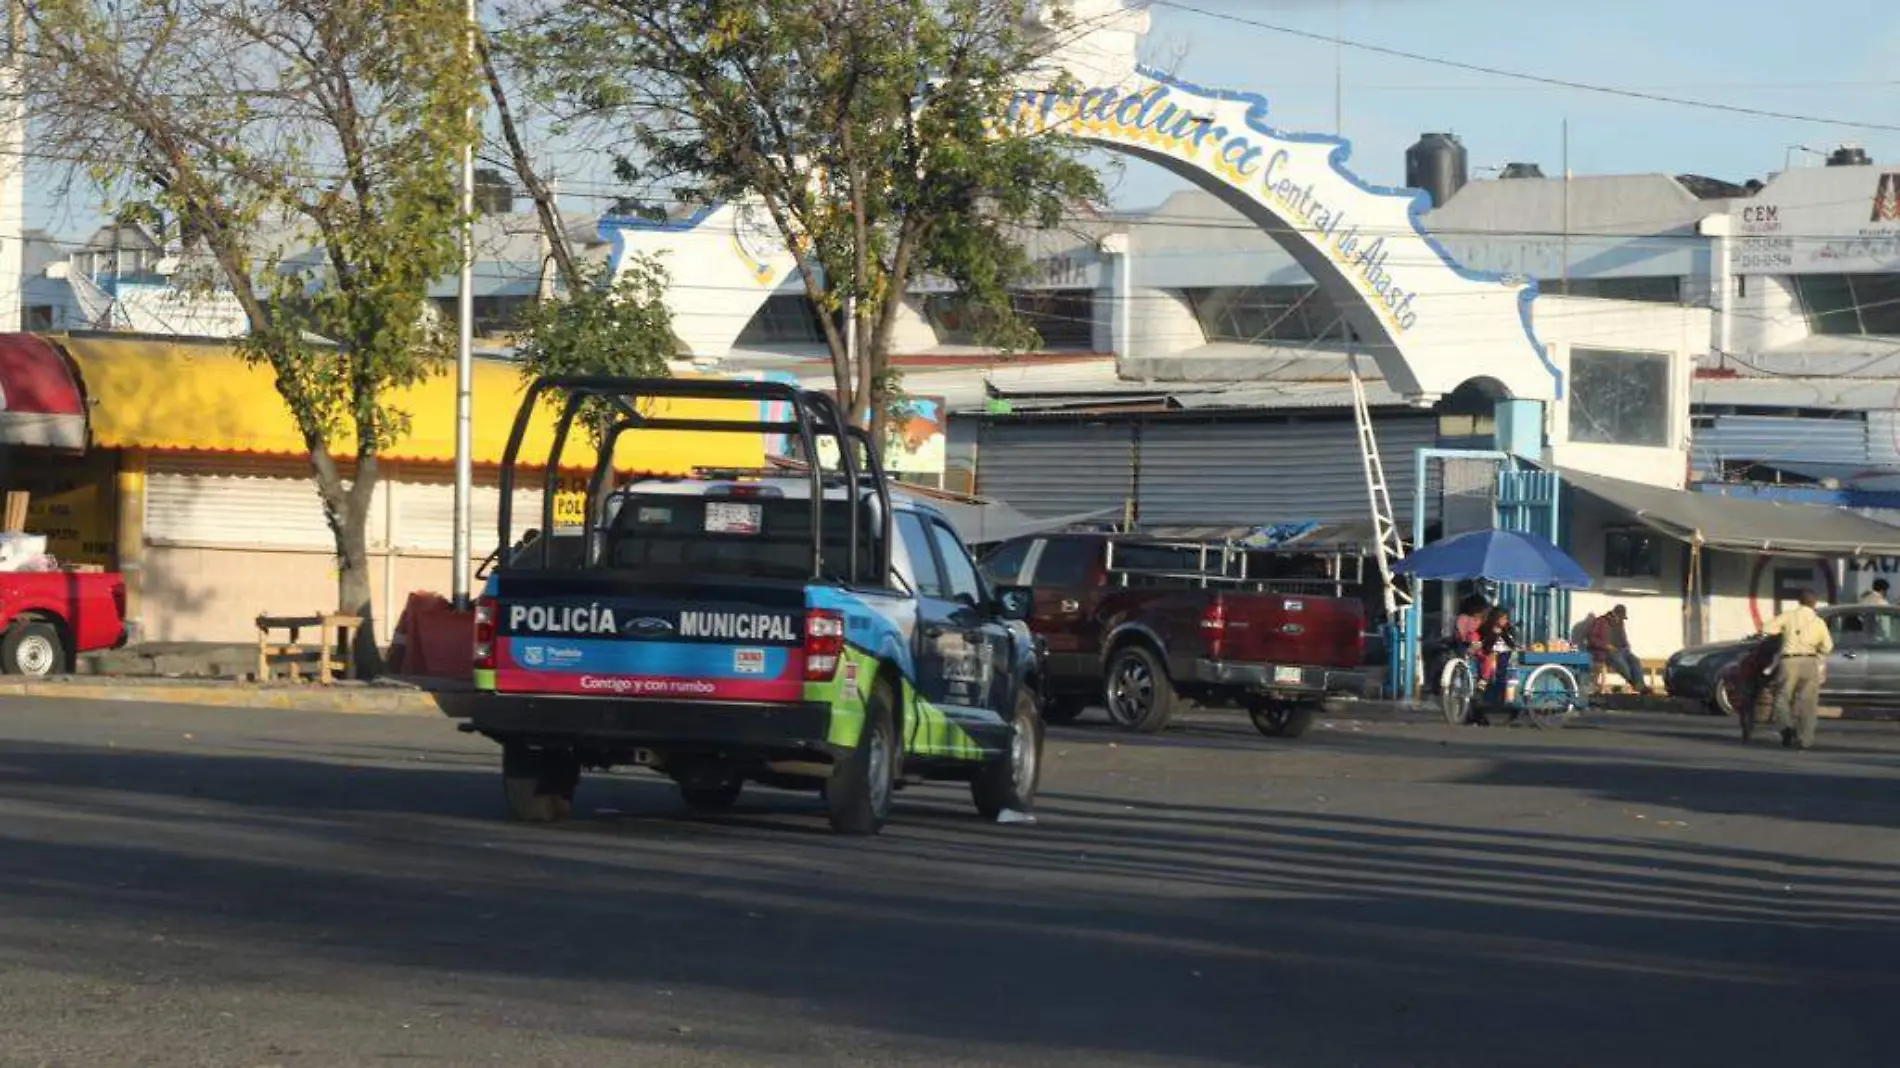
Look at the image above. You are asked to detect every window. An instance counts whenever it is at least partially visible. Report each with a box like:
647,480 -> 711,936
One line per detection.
1010,291 -> 1095,349
979,539 -> 1031,585
1182,285 -> 1354,343
1537,276 -> 1683,303
896,512 -> 946,598
1568,348 -> 1670,446
928,520 -> 985,605
1793,273 -> 1900,335
737,295 -> 832,345
924,291 -> 1095,349
1033,538 -> 1096,586
1603,530 -> 1662,579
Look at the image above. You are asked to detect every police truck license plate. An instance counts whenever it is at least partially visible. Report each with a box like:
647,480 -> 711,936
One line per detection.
704,502 -> 762,535
1273,666 -> 1302,685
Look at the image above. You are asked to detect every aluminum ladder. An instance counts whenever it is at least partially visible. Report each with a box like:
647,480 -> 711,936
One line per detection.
1348,351 -> 1410,623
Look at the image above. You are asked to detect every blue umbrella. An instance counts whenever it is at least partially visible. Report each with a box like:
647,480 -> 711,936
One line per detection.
1393,528 -> 1592,589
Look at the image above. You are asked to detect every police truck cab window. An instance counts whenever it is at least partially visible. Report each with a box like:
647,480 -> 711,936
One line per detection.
929,521 -> 986,606
896,512 -> 948,599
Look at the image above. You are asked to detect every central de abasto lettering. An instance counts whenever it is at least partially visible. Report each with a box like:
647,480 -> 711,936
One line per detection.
1007,85 -> 1421,333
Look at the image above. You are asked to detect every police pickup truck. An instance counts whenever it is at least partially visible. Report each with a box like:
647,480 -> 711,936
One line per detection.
444,377 -> 1045,836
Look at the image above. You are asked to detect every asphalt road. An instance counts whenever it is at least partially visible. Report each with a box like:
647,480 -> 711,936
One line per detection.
0,699 -> 1896,1068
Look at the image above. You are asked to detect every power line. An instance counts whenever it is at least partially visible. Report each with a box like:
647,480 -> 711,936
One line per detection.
1146,0 -> 1900,135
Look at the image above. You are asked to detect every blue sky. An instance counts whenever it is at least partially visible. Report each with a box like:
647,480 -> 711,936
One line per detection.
26,0 -> 1900,238
1108,0 -> 1900,207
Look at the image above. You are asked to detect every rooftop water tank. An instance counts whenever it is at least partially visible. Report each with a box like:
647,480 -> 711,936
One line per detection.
1406,133 -> 1468,208
1828,143 -> 1872,166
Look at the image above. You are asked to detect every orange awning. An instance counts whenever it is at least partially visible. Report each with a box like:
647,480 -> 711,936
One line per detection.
54,334 -> 765,474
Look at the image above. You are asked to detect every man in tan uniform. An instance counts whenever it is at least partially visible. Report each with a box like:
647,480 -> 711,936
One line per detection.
1765,591 -> 1833,750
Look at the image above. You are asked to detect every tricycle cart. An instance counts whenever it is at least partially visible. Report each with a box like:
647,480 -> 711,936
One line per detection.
1395,528 -> 1594,730
1438,648 -> 1591,729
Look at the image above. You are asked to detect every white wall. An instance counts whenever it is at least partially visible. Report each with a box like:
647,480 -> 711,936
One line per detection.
1536,295 -> 1708,488
1727,273 -> 1810,353
1564,492 -> 1691,653
1120,286 -> 1204,356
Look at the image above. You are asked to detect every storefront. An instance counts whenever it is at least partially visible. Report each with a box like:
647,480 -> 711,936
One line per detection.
33,333 -> 766,644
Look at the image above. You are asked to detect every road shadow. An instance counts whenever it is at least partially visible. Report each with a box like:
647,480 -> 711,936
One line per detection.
0,736 -> 1895,1066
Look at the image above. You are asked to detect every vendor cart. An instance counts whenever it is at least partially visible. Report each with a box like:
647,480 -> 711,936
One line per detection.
1395,529 -> 1594,730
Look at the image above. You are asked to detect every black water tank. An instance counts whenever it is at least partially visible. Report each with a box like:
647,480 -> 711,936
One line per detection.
1406,133 -> 1469,208
1828,144 -> 1872,167
1499,162 -> 1546,180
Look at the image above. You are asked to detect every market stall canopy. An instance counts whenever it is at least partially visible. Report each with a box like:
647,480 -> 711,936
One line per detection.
1394,528 -> 1591,589
51,334 -> 764,473
927,499 -> 1115,546
1562,468 -> 1900,556
0,334 -> 85,449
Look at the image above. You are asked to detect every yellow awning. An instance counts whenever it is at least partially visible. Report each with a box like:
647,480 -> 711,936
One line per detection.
55,334 -> 764,474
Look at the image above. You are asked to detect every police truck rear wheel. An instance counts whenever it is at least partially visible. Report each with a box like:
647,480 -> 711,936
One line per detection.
502,744 -> 579,824
827,682 -> 897,835
973,688 -> 1044,819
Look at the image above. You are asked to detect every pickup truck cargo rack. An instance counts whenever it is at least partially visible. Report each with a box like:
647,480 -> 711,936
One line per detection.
497,376 -> 892,587
1102,536 -> 1369,598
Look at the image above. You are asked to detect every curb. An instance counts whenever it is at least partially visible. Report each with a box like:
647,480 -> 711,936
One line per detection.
0,679 -> 453,717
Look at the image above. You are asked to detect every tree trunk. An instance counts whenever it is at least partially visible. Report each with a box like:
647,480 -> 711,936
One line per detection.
335,511 -> 382,679
311,451 -> 384,679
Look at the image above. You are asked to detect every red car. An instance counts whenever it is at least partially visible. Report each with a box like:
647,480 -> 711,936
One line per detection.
0,571 -> 128,676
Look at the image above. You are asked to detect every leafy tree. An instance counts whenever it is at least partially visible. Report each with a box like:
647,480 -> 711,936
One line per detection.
475,28 -> 676,442
24,0 -> 481,672
512,0 -> 1104,444
511,257 -> 678,440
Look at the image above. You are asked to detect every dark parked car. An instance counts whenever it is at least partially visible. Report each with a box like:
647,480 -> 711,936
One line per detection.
1665,605 -> 1900,715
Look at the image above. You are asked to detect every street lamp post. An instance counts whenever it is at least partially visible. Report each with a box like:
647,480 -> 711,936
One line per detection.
451,0 -> 478,611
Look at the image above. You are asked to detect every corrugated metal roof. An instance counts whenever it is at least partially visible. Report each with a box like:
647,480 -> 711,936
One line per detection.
1168,380 -> 1411,411
1693,376 -> 1900,411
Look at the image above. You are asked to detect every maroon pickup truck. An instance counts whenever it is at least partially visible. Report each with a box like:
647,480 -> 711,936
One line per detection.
981,533 -> 1367,737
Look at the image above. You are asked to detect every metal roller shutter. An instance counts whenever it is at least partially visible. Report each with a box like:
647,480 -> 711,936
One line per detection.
385,464 -> 550,553
974,420 -> 1136,518
1135,415 -> 1437,527
146,454 -> 386,550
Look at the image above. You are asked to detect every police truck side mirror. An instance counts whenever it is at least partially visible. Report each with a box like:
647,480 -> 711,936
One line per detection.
994,586 -> 1034,621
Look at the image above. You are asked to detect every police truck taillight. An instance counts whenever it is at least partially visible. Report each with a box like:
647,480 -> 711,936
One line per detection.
1200,599 -> 1227,660
473,596 -> 497,670
804,610 -> 844,681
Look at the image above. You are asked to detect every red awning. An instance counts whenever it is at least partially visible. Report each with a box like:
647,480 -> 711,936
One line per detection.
0,334 -> 86,449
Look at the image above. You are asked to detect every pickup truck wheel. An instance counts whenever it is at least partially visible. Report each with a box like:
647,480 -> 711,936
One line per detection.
679,779 -> 744,813
1104,644 -> 1175,734
827,682 -> 897,835
1249,701 -> 1318,739
2,622 -> 67,677
501,744 -> 580,824
1041,697 -> 1088,725
973,688 -> 1045,820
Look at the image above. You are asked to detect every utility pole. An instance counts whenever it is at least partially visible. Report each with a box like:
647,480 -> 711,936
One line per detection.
1560,119 -> 1570,296
1332,0 -> 1343,136
451,0 -> 478,610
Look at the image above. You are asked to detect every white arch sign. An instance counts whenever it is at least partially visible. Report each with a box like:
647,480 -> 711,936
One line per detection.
601,1 -> 1558,404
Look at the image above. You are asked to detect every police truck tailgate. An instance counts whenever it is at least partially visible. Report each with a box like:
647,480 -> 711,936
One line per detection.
482,578 -> 814,704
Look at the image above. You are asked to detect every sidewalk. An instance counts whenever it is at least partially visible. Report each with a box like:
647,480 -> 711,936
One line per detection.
8,671 -> 465,717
